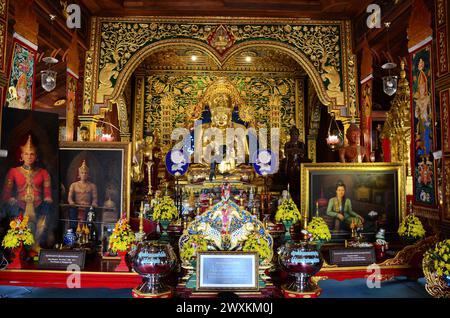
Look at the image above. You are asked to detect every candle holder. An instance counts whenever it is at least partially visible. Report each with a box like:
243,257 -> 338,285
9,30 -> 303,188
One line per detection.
326,112 -> 343,151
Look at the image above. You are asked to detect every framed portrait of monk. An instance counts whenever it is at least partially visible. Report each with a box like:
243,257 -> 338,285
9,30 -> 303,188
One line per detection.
300,163 -> 406,242
59,142 -> 131,239
0,108 -> 59,253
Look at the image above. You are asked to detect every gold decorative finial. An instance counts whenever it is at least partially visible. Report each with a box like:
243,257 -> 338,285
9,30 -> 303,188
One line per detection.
400,60 -> 406,79
78,160 -> 89,173
21,135 -> 36,153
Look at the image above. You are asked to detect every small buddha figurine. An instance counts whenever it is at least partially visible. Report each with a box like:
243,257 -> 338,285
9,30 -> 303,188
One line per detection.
339,124 -> 369,163
150,190 -> 162,211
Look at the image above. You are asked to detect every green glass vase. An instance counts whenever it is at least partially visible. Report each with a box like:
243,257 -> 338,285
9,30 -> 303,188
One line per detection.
159,220 -> 171,242
282,220 -> 293,242
312,240 -> 325,250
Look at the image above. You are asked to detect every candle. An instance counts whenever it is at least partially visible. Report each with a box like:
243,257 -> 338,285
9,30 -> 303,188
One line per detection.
139,201 -> 144,233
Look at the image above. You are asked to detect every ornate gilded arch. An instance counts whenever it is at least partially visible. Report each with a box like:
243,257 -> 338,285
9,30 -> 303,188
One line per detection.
83,16 -> 358,119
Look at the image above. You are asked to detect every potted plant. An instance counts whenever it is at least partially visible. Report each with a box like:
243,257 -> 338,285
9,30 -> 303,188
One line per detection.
109,216 -> 135,272
242,234 -> 272,264
179,234 -> 208,288
1,213 -> 34,269
397,213 -> 425,245
275,198 -> 302,242
306,217 -> 331,250
423,239 -> 450,297
243,235 -> 273,287
153,196 -> 179,241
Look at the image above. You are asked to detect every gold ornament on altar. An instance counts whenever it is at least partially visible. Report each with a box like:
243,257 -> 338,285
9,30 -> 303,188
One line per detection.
190,78 -> 252,124
179,183 -> 273,264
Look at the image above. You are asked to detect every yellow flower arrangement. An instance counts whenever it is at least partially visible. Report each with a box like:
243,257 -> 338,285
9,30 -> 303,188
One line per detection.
1,214 -> 34,249
398,213 -> 426,240
108,217 -> 135,252
153,196 -> 178,221
275,198 -> 302,223
179,235 -> 208,263
242,235 -> 272,262
306,217 -> 332,241
425,239 -> 450,277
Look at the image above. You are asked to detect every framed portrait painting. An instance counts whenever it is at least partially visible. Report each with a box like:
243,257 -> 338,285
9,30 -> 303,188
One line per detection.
0,108 -> 59,249
301,163 -> 406,242
59,142 -> 131,236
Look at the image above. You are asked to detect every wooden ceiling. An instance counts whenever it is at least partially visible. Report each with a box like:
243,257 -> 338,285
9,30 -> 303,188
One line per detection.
79,0 -> 373,19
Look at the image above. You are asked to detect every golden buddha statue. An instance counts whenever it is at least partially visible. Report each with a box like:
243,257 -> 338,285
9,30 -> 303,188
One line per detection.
200,92 -> 248,175
188,78 -> 255,183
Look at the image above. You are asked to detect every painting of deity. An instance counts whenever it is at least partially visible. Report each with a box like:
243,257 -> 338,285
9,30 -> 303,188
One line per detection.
6,40 -> 36,110
411,42 -> 437,207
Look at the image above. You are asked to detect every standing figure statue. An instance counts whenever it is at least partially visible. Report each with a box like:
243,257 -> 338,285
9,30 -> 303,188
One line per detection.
131,131 -> 161,196
283,126 -> 310,206
339,124 -> 369,163
142,132 -> 161,196
131,138 -> 145,183
2,135 -> 52,253
67,160 -> 98,230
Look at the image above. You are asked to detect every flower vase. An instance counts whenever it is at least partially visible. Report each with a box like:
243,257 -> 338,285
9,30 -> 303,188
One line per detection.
401,236 -> 418,246
282,220 -> 293,242
115,251 -> 130,272
8,244 -> 25,269
312,240 -> 325,251
185,259 -> 197,289
159,220 -> 171,242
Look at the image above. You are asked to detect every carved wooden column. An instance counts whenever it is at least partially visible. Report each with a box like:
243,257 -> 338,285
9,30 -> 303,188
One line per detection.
435,0 -> 450,230
0,0 -> 8,109
66,31 -> 80,141
306,81 -> 320,162
295,76 -> 306,143
360,38 -> 373,158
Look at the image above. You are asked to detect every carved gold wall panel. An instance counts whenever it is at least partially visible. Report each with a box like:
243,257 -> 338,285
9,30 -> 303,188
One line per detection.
0,0 -> 6,18
82,17 -> 357,118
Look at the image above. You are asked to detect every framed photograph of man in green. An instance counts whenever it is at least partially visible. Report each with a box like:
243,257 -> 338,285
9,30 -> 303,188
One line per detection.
300,163 -> 406,242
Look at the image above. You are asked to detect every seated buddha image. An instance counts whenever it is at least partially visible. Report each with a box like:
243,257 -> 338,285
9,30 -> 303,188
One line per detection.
197,90 -> 249,176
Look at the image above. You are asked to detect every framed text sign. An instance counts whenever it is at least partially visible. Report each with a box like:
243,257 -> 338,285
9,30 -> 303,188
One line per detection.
196,251 -> 259,291
38,249 -> 86,270
329,247 -> 376,266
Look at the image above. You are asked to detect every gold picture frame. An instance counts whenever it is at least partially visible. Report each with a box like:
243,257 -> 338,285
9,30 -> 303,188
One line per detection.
59,141 -> 131,220
300,163 -> 406,240
196,251 -> 259,292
